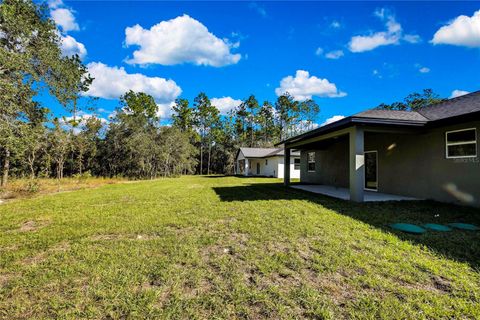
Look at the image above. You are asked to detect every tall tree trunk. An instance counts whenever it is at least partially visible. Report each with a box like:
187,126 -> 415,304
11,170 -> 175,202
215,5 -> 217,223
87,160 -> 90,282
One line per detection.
200,140 -> 203,175
207,143 -> 211,175
28,150 -> 36,179
1,147 -> 10,187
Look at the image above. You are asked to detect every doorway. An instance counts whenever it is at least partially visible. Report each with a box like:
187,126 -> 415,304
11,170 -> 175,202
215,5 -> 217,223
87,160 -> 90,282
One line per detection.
256,162 -> 260,175
364,151 -> 378,191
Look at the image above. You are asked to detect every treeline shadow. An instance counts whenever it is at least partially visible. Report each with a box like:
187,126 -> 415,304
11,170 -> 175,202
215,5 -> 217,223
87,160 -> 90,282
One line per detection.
213,182 -> 480,270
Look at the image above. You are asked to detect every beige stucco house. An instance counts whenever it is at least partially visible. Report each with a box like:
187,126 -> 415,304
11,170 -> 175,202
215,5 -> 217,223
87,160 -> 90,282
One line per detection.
280,91 -> 480,207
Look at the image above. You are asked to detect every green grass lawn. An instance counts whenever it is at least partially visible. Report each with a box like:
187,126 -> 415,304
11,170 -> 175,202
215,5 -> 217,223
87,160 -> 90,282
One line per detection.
1,176 -> 479,319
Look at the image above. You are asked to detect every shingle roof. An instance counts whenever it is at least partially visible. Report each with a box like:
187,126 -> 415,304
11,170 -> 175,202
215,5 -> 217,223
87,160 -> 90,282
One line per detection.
417,90 -> 480,121
353,109 -> 429,122
239,147 -> 300,158
278,89 -> 480,146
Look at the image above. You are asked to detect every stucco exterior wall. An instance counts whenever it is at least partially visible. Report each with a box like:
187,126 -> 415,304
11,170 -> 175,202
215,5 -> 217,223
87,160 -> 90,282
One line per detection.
299,120 -> 480,206
237,155 -> 300,178
365,120 -> 480,207
300,138 -> 349,187
277,156 -> 300,179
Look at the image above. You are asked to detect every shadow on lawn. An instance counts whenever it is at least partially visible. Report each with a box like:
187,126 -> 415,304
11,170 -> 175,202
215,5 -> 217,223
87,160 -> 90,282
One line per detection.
213,182 -> 480,270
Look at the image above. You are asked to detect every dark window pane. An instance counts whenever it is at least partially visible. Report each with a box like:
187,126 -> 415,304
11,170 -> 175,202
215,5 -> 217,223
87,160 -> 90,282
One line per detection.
308,163 -> 315,171
447,129 -> 476,143
448,143 -> 476,157
294,158 -> 300,170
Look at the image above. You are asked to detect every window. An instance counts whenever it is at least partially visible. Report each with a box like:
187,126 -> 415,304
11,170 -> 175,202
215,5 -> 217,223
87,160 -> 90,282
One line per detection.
294,158 -> 300,170
307,152 -> 315,172
265,159 -> 268,165
446,128 -> 477,158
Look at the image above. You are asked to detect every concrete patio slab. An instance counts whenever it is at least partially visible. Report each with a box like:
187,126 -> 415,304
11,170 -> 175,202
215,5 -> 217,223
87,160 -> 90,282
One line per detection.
291,184 -> 419,202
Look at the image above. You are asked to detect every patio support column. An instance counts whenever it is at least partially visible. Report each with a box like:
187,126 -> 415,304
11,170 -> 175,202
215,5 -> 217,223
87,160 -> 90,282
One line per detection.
244,159 -> 249,176
284,148 -> 291,186
349,127 -> 364,202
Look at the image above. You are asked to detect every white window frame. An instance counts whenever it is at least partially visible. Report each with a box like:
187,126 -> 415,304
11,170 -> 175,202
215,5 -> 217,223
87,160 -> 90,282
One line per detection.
307,152 -> 316,172
445,128 -> 477,159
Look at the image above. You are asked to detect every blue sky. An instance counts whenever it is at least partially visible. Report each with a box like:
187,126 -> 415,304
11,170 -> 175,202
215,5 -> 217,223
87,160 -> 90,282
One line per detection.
42,1 -> 480,126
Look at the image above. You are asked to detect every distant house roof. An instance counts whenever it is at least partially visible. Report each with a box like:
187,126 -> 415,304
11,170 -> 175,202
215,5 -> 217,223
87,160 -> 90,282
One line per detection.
238,147 -> 300,158
279,90 -> 480,146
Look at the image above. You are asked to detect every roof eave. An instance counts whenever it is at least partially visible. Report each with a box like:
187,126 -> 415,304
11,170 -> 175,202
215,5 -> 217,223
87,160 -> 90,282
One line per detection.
276,116 -> 427,147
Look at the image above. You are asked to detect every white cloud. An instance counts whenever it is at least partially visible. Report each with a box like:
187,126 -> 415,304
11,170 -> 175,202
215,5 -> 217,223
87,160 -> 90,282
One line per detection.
416,65 -> 430,73
51,8 -> 79,32
124,15 -> 241,67
315,47 -> 324,56
48,0 -> 63,9
316,48 -> 345,59
275,70 -> 346,100
431,10 -> 480,47
85,62 -> 182,104
156,102 -> 176,119
325,50 -> 344,59
60,34 -> 87,58
330,20 -> 341,29
403,34 -> 421,43
211,97 -> 242,114
419,67 -> 430,73
349,8 -> 420,52
321,115 -> 345,126
450,89 -> 470,98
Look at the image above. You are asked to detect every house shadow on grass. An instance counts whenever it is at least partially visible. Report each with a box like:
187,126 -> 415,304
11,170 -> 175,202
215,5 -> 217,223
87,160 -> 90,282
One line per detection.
213,182 -> 480,270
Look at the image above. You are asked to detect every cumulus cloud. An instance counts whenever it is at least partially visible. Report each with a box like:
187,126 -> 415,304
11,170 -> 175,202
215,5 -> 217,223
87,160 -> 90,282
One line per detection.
325,50 -> 344,59
211,97 -> 242,114
156,102 -> 176,119
275,70 -> 346,101
60,34 -> 87,58
85,62 -> 182,104
315,47 -> 324,56
48,0 -> 63,9
321,115 -> 345,126
51,8 -> 79,32
124,15 -> 241,67
431,10 -> 480,47
450,89 -> 470,98
349,8 -> 420,52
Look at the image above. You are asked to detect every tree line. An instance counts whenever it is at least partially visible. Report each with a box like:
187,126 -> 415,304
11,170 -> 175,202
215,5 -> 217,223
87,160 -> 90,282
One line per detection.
0,0 -> 320,187
2,0 -> 443,187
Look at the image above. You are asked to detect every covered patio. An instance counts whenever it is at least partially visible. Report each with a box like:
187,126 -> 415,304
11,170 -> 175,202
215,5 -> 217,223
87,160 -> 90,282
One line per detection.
291,184 -> 419,202
281,113 -> 427,203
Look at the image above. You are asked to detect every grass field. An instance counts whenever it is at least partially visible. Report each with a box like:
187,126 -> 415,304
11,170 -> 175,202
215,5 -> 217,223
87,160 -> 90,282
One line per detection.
1,176 -> 479,319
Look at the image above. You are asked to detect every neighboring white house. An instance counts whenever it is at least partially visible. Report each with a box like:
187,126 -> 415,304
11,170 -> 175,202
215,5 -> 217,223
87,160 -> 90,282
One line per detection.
236,147 -> 300,178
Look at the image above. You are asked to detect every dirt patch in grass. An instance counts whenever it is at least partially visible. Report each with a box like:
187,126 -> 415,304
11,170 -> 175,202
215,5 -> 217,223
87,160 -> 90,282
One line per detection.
19,220 -> 50,232
0,273 -> 16,287
88,233 -> 164,242
21,241 -> 71,266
